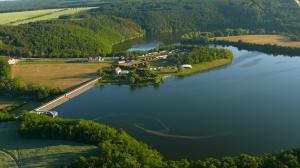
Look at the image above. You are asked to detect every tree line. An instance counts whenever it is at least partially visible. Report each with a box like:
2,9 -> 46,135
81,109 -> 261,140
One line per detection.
19,113 -> 300,168
180,28 -> 268,44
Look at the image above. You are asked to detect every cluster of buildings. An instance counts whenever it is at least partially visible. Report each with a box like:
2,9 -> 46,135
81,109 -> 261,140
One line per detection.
87,56 -> 104,62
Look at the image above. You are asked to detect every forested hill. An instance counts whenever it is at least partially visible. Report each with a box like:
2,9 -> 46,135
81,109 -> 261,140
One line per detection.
93,0 -> 300,34
0,15 -> 143,57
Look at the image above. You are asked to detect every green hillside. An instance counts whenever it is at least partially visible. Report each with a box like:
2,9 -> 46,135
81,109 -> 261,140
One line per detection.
94,0 -> 300,34
0,15 -> 144,57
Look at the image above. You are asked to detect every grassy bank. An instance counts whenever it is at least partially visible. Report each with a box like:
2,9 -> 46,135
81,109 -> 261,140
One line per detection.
175,59 -> 232,77
0,122 -> 97,168
216,35 -> 300,48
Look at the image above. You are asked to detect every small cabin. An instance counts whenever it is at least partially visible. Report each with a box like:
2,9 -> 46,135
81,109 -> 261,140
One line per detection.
181,64 -> 193,69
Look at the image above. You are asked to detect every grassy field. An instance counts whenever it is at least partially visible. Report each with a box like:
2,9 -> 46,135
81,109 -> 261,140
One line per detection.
0,122 -> 97,168
175,59 -> 232,77
11,62 -> 109,90
217,35 -> 300,48
0,7 -> 95,25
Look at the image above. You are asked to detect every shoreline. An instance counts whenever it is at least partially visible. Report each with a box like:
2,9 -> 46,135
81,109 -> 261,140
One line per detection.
173,59 -> 232,77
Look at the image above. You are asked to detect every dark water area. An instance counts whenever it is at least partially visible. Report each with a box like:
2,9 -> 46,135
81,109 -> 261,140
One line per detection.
55,44 -> 300,160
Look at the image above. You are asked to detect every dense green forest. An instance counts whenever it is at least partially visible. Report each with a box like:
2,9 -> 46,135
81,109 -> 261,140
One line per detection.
19,113 -> 300,168
0,14 -> 143,57
93,0 -> 300,34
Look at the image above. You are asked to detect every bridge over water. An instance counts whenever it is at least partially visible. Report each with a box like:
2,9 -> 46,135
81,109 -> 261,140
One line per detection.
32,78 -> 100,115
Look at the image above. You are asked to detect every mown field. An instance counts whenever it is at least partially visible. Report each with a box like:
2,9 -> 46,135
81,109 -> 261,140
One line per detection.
11,62 -> 109,90
0,7 -> 95,25
217,35 -> 300,48
0,122 -> 97,168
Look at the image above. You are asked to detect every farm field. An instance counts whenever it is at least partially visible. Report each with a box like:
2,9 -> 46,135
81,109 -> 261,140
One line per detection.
11,62 -> 109,90
0,122 -> 97,168
0,7 -> 96,25
216,35 -> 300,48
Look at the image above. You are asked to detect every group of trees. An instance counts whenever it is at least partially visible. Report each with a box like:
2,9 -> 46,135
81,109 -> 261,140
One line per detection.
128,69 -> 162,85
181,28 -> 268,44
0,15 -> 144,58
176,46 -> 233,65
19,113 -> 300,168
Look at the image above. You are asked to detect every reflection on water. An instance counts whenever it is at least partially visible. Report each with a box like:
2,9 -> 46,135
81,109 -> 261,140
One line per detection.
113,34 -> 181,52
55,45 -> 300,159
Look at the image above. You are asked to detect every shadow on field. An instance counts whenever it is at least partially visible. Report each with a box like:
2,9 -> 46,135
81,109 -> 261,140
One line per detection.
0,122 -> 98,168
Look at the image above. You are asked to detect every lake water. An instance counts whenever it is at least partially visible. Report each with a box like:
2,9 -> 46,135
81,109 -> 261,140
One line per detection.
55,44 -> 300,159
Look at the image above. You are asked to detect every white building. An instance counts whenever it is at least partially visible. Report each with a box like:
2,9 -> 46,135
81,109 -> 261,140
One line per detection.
115,67 -> 122,75
181,64 -> 193,69
115,67 -> 130,76
8,58 -> 18,65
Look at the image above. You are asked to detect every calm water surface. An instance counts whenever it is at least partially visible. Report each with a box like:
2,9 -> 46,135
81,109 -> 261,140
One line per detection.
55,45 -> 300,159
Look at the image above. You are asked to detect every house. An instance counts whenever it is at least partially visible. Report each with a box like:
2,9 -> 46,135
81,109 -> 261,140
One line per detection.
88,56 -> 103,62
115,67 -> 130,76
115,67 -> 122,75
181,64 -> 193,69
8,58 -> 18,65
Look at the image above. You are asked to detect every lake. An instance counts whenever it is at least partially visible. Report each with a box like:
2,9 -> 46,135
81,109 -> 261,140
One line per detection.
55,43 -> 300,159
